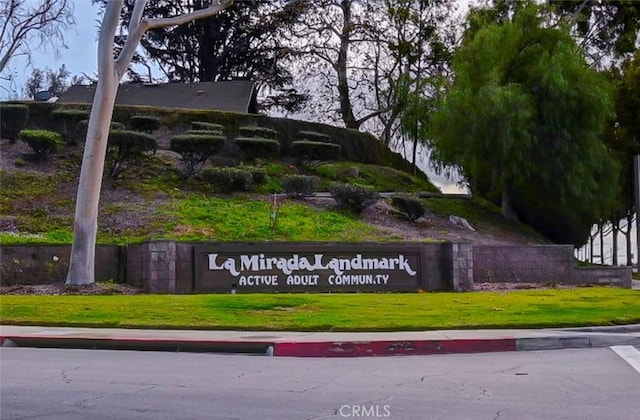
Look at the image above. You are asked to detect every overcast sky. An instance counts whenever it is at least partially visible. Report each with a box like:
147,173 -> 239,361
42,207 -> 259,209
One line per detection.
1,0 -> 100,98
0,0 -> 478,99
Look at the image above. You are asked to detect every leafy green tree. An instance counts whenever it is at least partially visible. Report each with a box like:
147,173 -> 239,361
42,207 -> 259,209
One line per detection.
549,0 -> 640,67
604,51 -> 640,264
428,4 -> 620,245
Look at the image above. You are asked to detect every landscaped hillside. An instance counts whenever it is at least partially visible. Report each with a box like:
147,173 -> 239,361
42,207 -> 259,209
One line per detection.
0,104 -> 548,246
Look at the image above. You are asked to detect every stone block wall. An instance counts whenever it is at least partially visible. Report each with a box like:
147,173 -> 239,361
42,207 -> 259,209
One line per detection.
125,242 -> 177,293
574,266 -> 632,288
0,244 -> 122,286
472,245 -> 631,287
473,245 -> 574,284
443,243 -> 474,291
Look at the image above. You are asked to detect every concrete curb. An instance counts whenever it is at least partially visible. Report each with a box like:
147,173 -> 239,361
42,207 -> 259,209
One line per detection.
2,331 -> 639,357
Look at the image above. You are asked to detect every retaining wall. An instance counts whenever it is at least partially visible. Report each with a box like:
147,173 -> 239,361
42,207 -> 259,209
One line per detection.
0,242 -> 631,291
472,245 -> 631,288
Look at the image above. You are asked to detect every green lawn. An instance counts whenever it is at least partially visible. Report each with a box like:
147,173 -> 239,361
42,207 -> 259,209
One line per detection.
1,288 -> 638,331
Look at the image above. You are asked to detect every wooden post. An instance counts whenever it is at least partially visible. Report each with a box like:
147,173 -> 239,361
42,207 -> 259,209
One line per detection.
635,155 -> 640,269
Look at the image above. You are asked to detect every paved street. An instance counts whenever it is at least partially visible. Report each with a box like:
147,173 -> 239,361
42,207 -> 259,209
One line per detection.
1,347 -> 639,420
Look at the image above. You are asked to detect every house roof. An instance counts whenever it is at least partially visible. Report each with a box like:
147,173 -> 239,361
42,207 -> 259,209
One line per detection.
58,80 -> 257,113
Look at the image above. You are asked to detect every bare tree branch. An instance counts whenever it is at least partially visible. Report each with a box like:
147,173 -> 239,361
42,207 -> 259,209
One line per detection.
0,0 -> 75,73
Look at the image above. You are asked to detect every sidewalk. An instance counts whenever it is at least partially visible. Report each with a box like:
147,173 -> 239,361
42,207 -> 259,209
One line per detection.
2,324 -> 639,357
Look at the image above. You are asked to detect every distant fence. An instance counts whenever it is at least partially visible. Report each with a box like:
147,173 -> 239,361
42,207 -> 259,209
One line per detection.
0,242 -> 631,292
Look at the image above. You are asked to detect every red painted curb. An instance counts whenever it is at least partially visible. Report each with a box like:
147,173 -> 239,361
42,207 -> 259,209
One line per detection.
273,339 -> 517,357
0,336 -> 5,347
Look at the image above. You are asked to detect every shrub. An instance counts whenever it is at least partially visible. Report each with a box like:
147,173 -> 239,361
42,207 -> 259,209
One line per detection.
235,137 -> 280,160
290,140 -> 342,160
184,129 -> 222,136
282,175 -> 317,198
170,134 -> 226,179
110,121 -> 126,131
240,165 -> 269,185
239,126 -> 277,140
329,183 -> 379,214
51,109 -> 89,145
77,120 -> 125,143
19,129 -> 62,159
297,130 -> 331,142
129,115 -> 162,133
391,194 -> 426,221
191,121 -> 224,132
107,130 -> 157,177
1,104 -> 29,143
198,167 -> 254,193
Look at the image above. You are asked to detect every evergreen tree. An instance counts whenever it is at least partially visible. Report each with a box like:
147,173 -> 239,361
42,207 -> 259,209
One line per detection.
428,3 -> 620,245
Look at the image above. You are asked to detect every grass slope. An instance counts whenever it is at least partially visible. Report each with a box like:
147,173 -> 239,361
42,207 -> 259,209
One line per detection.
2,288 -> 638,331
0,146 -> 541,245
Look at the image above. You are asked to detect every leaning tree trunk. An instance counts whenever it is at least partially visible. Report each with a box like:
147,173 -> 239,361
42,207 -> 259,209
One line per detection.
65,74 -> 119,284
66,1 -> 122,285
66,0 -> 233,285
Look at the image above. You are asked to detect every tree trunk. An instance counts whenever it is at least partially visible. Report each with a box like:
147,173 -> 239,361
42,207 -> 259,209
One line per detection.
65,75 -> 118,284
65,0 -> 233,285
612,221 -> 619,266
626,213 -> 633,266
66,2 -> 121,285
501,185 -> 518,221
336,0 -> 358,129
599,224 -> 605,264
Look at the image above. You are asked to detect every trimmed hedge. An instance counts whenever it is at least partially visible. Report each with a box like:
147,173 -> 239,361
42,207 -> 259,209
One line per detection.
290,140 -> 342,160
170,134 -> 226,179
235,137 -> 280,160
14,102 -> 421,178
107,130 -> 157,177
239,165 -> 269,185
330,183 -> 379,214
51,109 -> 89,145
19,129 -> 62,158
191,121 -> 224,132
297,130 -> 331,142
199,167 -> 254,193
129,115 -> 162,133
239,126 -> 278,140
282,175 -> 317,198
391,194 -> 426,221
184,129 -> 222,136
1,104 -> 29,143
76,120 -> 125,144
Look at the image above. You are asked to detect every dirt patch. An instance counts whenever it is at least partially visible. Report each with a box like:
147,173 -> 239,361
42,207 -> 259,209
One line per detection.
0,283 -> 145,295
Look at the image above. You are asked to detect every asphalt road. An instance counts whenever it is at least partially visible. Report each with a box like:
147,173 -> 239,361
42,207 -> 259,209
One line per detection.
1,347 -> 639,420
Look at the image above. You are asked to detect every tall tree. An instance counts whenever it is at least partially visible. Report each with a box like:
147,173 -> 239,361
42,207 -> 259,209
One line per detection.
428,2 -> 620,245
97,0 -> 309,112
549,0 -> 640,68
287,0 -> 453,141
604,51 -> 640,264
66,0 -> 233,286
23,64 -> 85,98
0,0 -> 75,73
